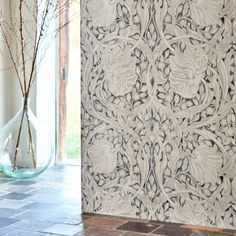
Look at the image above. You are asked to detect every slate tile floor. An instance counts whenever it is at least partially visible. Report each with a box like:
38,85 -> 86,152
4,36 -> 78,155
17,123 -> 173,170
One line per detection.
0,166 -> 235,236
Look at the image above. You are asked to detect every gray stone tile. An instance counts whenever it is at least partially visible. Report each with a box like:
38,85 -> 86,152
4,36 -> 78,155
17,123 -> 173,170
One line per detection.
49,213 -> 83,225
10,180 -> 36,186
0,219 -> 54,234
0,208 -> 27,218
0,179 -> 13,184
0,217 -> 19,228
20,202 -> 81,216
13,210 -> 57,221
1,192 -> 31,200
0,199 -> 34,209
2,230 -> 50,236
21,202 -> 60,211
0,184 -> 12,191
6,186 -> 35,194
26,193 -> 63,203
40,223 -> 84,235
0,191 -> 10,196
0,166 -> 82,235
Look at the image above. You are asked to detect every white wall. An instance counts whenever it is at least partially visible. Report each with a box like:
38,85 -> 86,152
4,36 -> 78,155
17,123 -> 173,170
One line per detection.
0,71 -> 12,128
36,37 -> 56,164
0,1 -> 12,128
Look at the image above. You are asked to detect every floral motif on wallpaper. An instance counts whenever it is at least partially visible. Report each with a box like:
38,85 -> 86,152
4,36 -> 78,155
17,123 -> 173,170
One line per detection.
81,0 -> 236,230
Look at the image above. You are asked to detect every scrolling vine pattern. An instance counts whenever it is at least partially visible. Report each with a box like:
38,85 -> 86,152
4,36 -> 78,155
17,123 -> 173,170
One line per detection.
81,0 -> 236,229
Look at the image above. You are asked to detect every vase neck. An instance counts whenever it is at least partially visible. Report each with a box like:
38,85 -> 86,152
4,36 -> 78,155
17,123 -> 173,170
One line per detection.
21,97 -> 31,109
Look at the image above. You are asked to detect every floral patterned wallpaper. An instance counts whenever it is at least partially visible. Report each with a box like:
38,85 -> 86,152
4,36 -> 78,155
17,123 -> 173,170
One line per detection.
81,0 -> 236,229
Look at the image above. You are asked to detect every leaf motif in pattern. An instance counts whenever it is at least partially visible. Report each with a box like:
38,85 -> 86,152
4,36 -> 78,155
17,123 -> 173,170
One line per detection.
100,194 -> 134,216
169,46 -> 208,98
189,144 -> 222,184
88,140 -> 117,174
102,45 -> 138,96
87,0 -> 118,27
170,201 -> 208,225
217,178 -> 236,228
189,0 -> 223,26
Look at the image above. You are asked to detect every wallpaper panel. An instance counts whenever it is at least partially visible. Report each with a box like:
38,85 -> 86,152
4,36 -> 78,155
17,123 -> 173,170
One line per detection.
81,0 -> 236,229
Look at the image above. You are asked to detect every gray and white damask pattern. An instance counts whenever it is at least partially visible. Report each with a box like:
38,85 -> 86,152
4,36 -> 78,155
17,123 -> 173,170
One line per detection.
81,0 -> 236,229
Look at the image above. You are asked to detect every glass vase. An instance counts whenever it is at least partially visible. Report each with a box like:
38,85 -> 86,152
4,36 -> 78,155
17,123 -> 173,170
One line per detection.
0,97 -> 53,178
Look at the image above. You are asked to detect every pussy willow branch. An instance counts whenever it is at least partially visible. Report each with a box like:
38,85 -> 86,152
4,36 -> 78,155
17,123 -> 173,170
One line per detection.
12,98 -> 26,171
27,0 -> 72,96
0,23 -> 24,95
19,0 -> 27,94
33,1 -> 38,77
26,0 -> 51,96
12,98 -> 36,171
26,113 -> 36,169
1,0 -> 73,97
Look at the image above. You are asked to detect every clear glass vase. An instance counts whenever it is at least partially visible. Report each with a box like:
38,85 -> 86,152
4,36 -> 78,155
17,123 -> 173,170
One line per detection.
0,97 -> 53,178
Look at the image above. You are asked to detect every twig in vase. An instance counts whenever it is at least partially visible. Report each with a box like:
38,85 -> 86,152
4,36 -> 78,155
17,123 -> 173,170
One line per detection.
26,115 -> 37,169
12,97 -> 36,171
12,98 -> 27,171
19,0 -> 27,94
0,23 -> 24,95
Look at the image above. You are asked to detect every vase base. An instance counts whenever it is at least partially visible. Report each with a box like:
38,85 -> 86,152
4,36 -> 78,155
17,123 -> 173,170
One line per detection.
0,165 -> 46,179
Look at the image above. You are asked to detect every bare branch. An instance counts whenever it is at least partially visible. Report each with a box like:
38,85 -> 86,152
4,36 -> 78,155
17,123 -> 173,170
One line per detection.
0,22 -> 24,95
19,0 -> 27,93
26,0 -> 51,96
0,0 -> 76,97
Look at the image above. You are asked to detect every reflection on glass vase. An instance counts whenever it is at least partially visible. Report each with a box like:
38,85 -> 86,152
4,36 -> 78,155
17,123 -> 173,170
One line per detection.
0,97 -> 53,178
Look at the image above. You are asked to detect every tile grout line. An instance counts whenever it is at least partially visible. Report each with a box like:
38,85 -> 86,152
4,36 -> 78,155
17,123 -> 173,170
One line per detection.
149,224 -> 164,234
